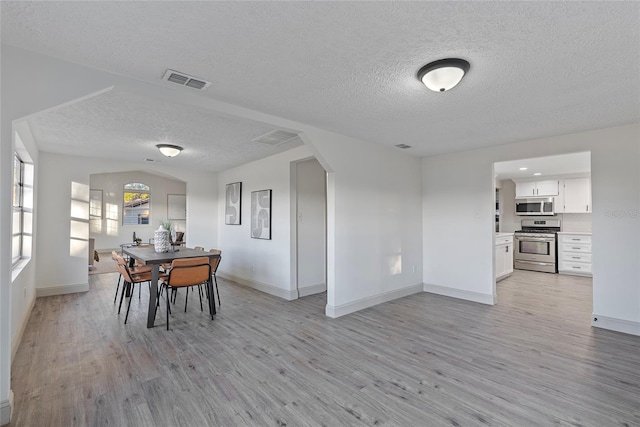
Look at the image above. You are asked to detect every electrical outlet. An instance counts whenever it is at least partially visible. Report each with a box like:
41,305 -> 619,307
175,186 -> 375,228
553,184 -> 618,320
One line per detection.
412,265 -> 416,273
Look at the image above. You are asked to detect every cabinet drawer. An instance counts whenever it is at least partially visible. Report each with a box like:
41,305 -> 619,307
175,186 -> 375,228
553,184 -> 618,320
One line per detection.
562,243 -> 592,254
560,235 -> 592,244
561,261 -> 592,274
496,236 -> 513,245
562,253 -> 592,263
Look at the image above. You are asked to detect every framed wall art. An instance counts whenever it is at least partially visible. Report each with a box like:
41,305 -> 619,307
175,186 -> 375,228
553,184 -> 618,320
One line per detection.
225,182 -> 242,225
251,189 -> 271,239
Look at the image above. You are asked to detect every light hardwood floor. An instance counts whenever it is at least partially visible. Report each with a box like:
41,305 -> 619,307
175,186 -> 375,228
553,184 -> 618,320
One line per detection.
9,270 -> 640,426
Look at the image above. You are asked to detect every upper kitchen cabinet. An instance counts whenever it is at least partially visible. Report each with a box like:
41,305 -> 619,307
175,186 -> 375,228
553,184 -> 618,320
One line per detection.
563,178 -> 591,213
515,180 -> 559,198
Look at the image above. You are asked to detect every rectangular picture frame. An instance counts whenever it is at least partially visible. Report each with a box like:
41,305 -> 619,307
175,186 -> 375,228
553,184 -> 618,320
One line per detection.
225,182 -> 242,225
251,189 -> 271,240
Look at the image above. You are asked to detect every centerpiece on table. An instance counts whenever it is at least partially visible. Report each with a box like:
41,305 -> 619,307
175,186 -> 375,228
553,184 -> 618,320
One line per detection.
154,220 -> 172,253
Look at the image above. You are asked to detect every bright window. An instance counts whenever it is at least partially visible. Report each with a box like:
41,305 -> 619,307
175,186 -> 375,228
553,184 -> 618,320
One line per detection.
12,154 -> 32,265
123,182 -> 150,225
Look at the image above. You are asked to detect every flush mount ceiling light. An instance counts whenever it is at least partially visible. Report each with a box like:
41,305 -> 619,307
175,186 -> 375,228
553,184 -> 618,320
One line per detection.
156,144 -> 183,158
417,58 -> 470,92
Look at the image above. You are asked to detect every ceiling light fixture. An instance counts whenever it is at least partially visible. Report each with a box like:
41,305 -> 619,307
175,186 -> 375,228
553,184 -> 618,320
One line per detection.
156,144 -> 183,158
534,172 -> 542,176
417,58 -> 470,92
519,167 -> 528,171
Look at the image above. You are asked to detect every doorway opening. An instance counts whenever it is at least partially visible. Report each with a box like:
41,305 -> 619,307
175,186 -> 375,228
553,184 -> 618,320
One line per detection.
492,152 -> 593,322
291,157 -> 327,309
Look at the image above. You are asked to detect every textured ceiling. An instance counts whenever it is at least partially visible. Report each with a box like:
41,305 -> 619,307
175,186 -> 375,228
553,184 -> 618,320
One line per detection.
26,88 -> 302,172
2,1 -> 639,167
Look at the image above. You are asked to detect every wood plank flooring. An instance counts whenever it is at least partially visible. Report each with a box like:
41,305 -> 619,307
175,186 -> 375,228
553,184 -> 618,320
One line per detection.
9,270 -> 640,426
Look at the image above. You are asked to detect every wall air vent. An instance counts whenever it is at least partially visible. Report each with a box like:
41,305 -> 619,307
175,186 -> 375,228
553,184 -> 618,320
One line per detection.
162,69 -> 211,91
251,130 -> 299,146
395,144 -> 412,149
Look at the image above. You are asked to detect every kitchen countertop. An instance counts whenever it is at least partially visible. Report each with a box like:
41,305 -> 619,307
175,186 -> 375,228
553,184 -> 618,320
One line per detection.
557,231 -> 592,235
495,232 -> 514,238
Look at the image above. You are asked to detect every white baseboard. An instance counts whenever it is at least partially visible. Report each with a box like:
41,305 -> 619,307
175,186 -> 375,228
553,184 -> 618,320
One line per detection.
423,283 -> 495,305
298,282 -> 326,298
217,273 -> 298,301
592,313 -> 640,336
12,291 -> 36,362
325,283 -> 423,318
36,283 -> 89,298
0,391 -> 12,425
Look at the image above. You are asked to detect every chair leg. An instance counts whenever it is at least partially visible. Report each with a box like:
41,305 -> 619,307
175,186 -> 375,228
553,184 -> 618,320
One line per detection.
139,281 -> 142,299
198,285 -> 203,312
214,274 -> 221,307
166,285 -> 170,330
185,287 -> 189,312
114,274 -> 122,304
118,280 -> 128,314
124,282 -> 135,324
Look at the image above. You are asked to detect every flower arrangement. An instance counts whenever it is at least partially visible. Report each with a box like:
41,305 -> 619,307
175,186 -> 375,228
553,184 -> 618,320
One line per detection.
160,219 -> 172,231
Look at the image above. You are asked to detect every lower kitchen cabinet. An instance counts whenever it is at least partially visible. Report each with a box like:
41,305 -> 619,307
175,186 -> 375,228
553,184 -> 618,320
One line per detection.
558,233 -> 592,277
495,234 -> 513,281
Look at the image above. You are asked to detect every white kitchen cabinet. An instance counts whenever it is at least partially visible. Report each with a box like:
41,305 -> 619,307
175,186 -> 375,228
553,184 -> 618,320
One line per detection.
495,234 -> 513,281
563,178 -> 591,213
558,233 -> 592,277
515,180 -> 559,197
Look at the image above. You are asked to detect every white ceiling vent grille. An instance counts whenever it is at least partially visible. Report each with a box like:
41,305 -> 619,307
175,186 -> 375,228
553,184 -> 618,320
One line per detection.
162,69 -> 211,91
395,144 -> 412,149
251,130 -> 299,146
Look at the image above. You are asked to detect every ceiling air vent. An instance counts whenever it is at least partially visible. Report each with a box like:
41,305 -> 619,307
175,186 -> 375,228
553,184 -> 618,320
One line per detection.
251,130 -> 299,146
162,69 -> 211,91
395,144 -> 412,149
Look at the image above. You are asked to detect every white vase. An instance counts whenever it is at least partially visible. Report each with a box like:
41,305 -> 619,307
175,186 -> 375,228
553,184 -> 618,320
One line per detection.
154,226 -> 170,253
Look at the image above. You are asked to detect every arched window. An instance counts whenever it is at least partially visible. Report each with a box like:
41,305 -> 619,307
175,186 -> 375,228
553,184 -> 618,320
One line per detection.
123,182 -> 150,225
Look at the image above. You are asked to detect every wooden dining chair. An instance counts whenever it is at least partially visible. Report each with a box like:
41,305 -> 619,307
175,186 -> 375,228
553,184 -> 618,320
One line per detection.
193,246 -> 205,251
112,251 -> 153,303
158,257 -> 212,330
115,259 -> 167,325
209,249 -> 222,307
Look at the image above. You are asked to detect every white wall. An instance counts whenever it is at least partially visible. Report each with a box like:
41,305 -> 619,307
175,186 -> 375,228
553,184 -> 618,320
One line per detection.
90,171 -> 186,250
295,158 -> 326,296
217,145 -> 314,300
423,123 -> 640,335
302,129 -> 424,317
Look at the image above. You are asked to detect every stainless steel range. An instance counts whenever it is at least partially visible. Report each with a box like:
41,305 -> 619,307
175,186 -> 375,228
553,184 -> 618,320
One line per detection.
514,219 -> 561,273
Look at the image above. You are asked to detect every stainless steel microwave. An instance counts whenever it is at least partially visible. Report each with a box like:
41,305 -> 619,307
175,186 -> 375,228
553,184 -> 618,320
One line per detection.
515,197 -> 555,216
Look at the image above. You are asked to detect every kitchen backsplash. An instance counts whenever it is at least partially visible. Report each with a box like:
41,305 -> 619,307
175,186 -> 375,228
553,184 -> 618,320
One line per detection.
560,213 -> 592,232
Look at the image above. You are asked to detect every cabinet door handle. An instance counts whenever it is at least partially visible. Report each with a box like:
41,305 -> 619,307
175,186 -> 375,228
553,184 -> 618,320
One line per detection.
586,204 -> 589,212
506,246 -> 509,253
572,256 -> 581,259
572,266 -> 581,269
572,247 -> 581,250
571,238 -> 580,241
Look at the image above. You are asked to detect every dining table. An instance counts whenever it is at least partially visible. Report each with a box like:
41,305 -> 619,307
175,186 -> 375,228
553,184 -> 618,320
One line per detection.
122,246 -> 220,328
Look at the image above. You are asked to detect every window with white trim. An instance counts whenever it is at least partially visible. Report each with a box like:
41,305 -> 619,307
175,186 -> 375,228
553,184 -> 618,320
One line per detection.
12,154 -> 33,265
123,182 -> 150,225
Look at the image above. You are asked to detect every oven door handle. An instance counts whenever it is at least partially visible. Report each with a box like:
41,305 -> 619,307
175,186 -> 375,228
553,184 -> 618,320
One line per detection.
515,237 -> 555,242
